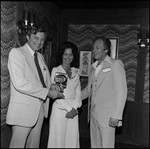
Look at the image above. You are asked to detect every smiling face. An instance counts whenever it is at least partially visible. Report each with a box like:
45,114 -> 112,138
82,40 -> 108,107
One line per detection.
62,48 -> 74,65
92,39 -> 107,64
27,32 -> 46,52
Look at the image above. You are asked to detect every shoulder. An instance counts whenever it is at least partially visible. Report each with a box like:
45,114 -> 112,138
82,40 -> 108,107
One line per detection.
115,59 -> 124,67
9,46 -> 24,57
111,59 -> 125,72
71,67 -> 80,73
71,67 -> 80,75
52,65 -> 61,72
110,58 -> 124,66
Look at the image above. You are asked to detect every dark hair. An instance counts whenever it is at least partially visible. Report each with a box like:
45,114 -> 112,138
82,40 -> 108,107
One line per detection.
27,25 -> 47,38
56,41 -> 79,68
94,36 -> 111,56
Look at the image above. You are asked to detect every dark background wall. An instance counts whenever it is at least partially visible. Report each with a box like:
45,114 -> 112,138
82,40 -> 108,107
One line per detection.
1,1 -> 149,148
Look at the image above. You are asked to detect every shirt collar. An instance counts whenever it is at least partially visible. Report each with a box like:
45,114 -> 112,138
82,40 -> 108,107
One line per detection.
92,61 -> 98,69
104,55 -> 111,64
26,43 -> 35,56
92,55 -> 111,69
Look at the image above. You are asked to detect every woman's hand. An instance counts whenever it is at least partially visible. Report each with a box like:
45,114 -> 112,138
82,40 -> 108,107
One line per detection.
65,108 -> 79,119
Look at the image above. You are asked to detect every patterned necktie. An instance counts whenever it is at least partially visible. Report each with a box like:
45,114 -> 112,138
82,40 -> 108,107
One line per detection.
34,52 -> 46,88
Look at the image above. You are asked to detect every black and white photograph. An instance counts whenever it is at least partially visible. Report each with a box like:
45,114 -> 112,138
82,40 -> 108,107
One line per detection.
1,1 -> 149,148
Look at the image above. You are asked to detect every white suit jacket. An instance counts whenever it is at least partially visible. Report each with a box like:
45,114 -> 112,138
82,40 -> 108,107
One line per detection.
82,56 -> 127,127
6,43 -> 51,127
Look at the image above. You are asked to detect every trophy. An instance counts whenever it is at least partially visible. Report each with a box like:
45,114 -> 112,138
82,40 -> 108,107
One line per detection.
53,72 -> 68,93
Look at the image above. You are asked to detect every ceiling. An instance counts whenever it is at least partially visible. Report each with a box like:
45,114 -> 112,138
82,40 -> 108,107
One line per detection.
53,1 -> 149,10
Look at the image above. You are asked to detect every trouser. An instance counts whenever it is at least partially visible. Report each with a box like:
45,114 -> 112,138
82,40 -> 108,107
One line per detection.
90,115 -> 115,148
9,106 -> 44,148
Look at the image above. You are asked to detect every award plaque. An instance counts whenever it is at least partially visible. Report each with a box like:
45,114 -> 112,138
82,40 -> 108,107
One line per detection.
54,72 -> 68,92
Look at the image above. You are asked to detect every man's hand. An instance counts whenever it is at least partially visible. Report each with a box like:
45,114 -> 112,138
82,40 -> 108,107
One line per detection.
48,88 -> 65,100
109,117 -> 119,128
50,83 -> 64,93
65,108 -> 79,119
51,84 -> 61,91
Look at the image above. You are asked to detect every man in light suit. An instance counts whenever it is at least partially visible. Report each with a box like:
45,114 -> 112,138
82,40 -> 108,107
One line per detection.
81,36 -> 127,148
6,25 -> 64,148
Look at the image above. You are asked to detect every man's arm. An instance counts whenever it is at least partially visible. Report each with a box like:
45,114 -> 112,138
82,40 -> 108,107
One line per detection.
111,60 -> 127,120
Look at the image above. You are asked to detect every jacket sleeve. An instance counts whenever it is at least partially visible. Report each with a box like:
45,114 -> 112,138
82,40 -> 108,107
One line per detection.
111,60 -> 127,120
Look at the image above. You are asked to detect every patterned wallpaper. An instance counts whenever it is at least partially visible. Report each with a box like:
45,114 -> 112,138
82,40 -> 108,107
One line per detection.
68,24 -> 140,102
143,52 -> 149,103
1,1 -> 17,127
1,2 -> 59,126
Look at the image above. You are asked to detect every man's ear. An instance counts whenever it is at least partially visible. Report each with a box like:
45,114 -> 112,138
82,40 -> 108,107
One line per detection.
105,49 -> 108,53
26,35 -> 29,40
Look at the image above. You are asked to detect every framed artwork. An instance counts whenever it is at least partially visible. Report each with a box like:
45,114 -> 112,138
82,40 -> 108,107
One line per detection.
80,51 -> 92,77
108,37 -> 119,59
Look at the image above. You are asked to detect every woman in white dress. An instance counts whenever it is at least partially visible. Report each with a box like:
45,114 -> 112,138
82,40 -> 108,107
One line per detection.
47,41 -> 82,148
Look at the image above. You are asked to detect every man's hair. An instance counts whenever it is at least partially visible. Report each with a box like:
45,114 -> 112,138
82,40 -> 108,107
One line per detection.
27,25 -> 47,38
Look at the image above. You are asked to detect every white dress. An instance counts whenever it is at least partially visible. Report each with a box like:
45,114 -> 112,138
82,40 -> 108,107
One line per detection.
47,65 -> 82,148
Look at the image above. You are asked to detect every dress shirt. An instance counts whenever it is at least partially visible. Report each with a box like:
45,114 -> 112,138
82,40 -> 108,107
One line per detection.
92,61 -> 103,77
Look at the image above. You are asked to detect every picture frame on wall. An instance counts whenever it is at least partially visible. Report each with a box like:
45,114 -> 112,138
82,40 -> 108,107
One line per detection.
108,37 -> 119,59
79,51 -> 92,77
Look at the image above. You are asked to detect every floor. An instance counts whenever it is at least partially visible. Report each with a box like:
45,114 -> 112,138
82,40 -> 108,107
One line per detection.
40,136 -> 148,148
79,137 -> 148,148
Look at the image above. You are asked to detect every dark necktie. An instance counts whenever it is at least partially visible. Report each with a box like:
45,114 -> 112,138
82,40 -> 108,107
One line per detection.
34,52 -> 46,88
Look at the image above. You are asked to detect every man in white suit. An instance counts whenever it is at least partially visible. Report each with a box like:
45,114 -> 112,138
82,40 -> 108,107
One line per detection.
6,25 -> 64,148
81,36 -> 127,148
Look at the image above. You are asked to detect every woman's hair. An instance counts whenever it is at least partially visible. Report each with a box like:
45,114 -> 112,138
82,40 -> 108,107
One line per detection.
56,41 -> 79,68
94,36 -> 111,56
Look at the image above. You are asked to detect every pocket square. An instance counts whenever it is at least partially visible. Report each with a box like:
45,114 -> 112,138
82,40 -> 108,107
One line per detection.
103,68 -> 111,72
